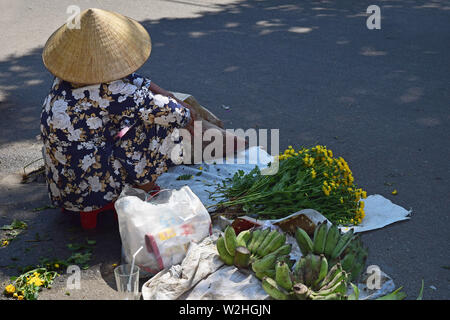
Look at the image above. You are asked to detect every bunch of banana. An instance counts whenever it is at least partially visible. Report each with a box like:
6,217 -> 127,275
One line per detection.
340,235 -> 368,282
262,254 -> 350,300
248,229 -> 295,280
248,228 -> 293,278
295,221 -> 367,281
216,226 -> 252,268
247,228 -> 290,259
216,226 -> 293,274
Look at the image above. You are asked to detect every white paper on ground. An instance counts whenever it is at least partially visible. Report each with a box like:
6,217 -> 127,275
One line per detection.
141,229 -> 224,300
156,146 -> 411,233
185,265 -> 269,300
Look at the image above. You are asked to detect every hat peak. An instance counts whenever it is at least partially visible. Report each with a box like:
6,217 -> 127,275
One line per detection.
81,8 -> 106,20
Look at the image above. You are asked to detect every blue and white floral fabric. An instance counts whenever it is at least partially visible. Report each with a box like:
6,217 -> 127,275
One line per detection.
40,73 -> 190,212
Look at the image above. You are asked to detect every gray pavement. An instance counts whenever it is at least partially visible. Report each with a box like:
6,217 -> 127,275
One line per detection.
0,0 -> 449,300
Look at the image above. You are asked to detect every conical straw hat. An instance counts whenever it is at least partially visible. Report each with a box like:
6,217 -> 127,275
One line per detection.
42,8 -> 151,85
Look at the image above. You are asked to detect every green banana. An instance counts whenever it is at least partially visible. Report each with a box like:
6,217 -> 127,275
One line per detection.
313,254 -> 328,289
236,230 -> 252,247
321,270 -> 347,291
251,229 -> 270,255
262,276 -> 291,300
295,227 -> 314,255
313,221 -> 329,255
276,255 -> 295,269
319,263 -> 342,288
293,283 -> 310,300
323,224 -> 340,257
270,243 -> 292,257
255,268 -> 276,280
260,232 -> 286,257
311,292 -> 343,300
224,226 -> 237,256
349,261 -> 365,282
303,255 -> 314,287
293,256 -> 307,283
256,230 -> 278,256
216,236 -> 234,265
275,261 -> 293,291
330,228 -> 354,260
316,279 -> 347,296
311,254 -> 322,279
247,229 -> 261,252
252,253 -> 278,273
234,246 -> 251,269
341,252 -> 355,271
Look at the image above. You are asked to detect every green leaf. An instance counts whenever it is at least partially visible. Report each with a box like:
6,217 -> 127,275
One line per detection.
176,174 -> 194,180
1,219 -> 28,230
32,205 -> 56,212
417,279 -> 424,300
86,239 -> 96,245
348,282 -> 359,300
376,287 -> 407,300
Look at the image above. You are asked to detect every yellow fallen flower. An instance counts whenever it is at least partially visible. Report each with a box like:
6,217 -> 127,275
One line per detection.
4,284 -> 15,295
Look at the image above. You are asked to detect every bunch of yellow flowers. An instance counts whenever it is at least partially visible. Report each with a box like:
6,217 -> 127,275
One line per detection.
277,145 -> 367,225
4,268 -> 58,300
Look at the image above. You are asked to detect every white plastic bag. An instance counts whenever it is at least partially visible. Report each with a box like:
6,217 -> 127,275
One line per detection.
115,186 -> 212,276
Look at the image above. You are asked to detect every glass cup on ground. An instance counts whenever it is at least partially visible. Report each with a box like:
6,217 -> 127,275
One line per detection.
114,264 -> 140,300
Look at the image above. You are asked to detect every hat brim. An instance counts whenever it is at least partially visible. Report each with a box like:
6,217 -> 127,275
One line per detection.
42,8 -> 151,85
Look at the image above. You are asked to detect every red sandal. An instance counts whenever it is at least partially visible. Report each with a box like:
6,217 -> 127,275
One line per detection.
61,185 -> 161,230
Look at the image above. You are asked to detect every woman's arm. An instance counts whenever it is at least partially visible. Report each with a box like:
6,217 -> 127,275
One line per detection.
149,81 -> 198,121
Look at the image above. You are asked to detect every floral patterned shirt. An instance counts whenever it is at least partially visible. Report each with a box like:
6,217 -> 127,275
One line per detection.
40,73 -> 190,212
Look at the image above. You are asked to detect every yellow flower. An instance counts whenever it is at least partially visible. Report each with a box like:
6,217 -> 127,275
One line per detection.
5,284 -> 15,295
340,197 -> 344,204
392,189 -> 398,195
1,240 -> 8,247
112,263 -> 118,268
362,191 -> 367,199
54,263 -> 60,269
28,276 -> 44,287
322,185 -> 331,196
198,166 -> 203,171
311,169 -> 316,179
13,293 -> 18,298
17,295 -> 24,300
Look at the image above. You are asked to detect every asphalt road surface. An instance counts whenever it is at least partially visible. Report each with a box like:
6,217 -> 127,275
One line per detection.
0,0 -> 449,300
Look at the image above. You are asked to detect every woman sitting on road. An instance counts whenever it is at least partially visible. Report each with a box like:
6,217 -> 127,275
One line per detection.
40,8 -> 224,228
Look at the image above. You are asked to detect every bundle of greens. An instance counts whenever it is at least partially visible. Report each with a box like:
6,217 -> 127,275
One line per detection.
211,145 -> 367,225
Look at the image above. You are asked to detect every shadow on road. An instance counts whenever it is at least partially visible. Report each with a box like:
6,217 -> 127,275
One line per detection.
0,0 -> 449,299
